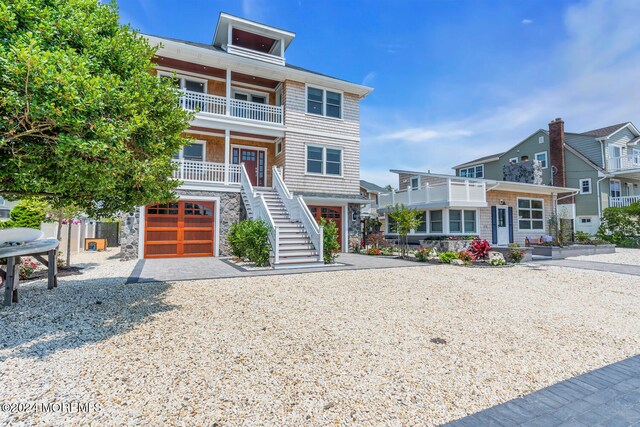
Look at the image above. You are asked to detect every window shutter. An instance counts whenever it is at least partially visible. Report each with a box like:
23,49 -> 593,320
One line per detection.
491,206 -> 497,244
508,207 -> 514,244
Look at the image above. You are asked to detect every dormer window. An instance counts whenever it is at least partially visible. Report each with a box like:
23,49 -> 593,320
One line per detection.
232,28 -> 276,54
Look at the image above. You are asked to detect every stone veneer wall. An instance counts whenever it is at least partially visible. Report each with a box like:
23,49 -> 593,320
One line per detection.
347,203 -> 361,251
119,189 -> 242,260
502,161 -> 543,185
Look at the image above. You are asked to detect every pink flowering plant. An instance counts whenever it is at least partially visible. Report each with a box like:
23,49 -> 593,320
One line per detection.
19,258 -> 38,280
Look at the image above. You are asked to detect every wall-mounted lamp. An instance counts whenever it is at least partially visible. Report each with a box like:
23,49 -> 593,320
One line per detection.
499,199 -> 506,205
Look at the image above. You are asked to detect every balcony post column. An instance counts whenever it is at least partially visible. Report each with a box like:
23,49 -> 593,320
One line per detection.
224,129 -> 230,185
465,180 -> 470,201
407,186 -> 412,205
226,68 -> 231,116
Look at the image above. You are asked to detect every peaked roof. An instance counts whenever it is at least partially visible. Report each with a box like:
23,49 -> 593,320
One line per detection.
360,180 -> 387,193
580,123 -> 630,137
452,152 -> 505,169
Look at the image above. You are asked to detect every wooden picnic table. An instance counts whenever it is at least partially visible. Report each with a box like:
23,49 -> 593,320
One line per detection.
0,239 -> 60,307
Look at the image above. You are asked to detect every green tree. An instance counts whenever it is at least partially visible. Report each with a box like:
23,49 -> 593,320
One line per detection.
319,218 -> 340,264
0,0 -> 191,217
387,203 -> 422,258
0,198 -> 49,229
597,202 -> 640,247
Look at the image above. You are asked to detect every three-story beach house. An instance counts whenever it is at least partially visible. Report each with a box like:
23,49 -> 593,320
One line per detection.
120,13 -> 372,267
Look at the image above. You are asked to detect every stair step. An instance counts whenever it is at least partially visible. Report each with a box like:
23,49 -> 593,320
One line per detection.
273,260 -> 325,269
278,243 -> 315,251
279,250 -> 318,257
279,236 -> 311,242
274,256 -> 323,264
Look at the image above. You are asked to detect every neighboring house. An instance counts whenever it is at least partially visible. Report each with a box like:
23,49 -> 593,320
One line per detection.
0,197 -> 18,221
379,170 -> 575,247
453,119 -> 640,235
120,13 -> 372,267
359,179 -> 387,234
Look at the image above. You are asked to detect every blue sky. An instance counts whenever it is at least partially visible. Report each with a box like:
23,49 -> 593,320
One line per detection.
116,0 -> 640,186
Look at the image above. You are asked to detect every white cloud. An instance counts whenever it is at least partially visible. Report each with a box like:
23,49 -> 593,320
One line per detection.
362,71 -> 377,87
361,0 -> 640,180
242,0 -> 267,21
521,19 -> 533,24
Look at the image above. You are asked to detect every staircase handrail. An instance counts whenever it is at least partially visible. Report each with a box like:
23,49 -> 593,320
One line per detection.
272,167 -> 323,261
241,163 -> 278,263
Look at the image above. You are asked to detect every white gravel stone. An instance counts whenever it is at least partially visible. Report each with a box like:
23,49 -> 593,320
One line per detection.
1,252 -> 639,426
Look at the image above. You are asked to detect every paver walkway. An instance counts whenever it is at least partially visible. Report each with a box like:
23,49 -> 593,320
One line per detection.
127,253 -> 429,284
533,259 -> 640,277
445,354 -> 640,426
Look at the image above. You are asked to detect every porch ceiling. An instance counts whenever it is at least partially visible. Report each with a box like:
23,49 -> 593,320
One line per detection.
186,127 -> 278,142
610,169 -> 640,181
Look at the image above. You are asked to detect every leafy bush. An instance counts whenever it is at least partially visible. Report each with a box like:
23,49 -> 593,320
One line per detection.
380,247 -> 393,256
415,247 -> 431,262
1,198 -> 49,230
227,219 -> 272,267
508,249 -> 525,263
366,233 -> 388,248
319,218 -> 340,264
489,257 -> 506,266
365,247 -> 382,256
438,251 -> 457,263
469,237 -> 492,260
456,249 -> 473,264
597,202 -> 640,247
19,258 -> 38,280
574,231 -> 592,243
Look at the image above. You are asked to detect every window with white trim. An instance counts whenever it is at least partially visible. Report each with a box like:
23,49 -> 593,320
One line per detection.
509,157 -> 518,163
580,217 -> 592,224
610,180 -> 621,198
449,209 -> 477,233
539,136 -> 544,144
430,210 -> 443,233
410,176 -> 420,190
518,198 -> 544,231
459,165 -> 484,178
534,151 -> 548,169
275,138 -> 283,155
174,141 -> 205,162
307,86 -> 342,119
579,178 -> 592,195
306,145 -> 342,176
158,72 -> 206,93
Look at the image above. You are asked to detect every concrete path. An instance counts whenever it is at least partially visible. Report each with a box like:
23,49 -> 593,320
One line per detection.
533,259 -> 640,277
445,355 -> 640,426
127,253 -> 430,284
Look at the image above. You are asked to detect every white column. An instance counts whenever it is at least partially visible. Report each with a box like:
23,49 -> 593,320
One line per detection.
465,180 -> 470,201
225,68 -> 231,116
407,186 -> 412,205
224,129 -> 230,185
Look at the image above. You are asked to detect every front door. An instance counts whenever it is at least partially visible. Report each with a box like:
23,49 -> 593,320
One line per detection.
496,206 -> 509,245
232,147 -> 265,187
308,206 -> 343,251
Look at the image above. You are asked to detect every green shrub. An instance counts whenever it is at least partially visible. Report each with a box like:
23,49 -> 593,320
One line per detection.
415,247 -> 431,262
438,251 -> 457,263
574,231 -> 592,243
227,219 -> 272,267
489,257 -> 507,266
1,198 -> 49,229
597,202 -> 640,247
456,249 -> 473,264
319,218 -> 340,264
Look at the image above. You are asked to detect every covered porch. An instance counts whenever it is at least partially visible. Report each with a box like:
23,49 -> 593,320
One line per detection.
608,169 -> 640,208
173,129 -> 282,188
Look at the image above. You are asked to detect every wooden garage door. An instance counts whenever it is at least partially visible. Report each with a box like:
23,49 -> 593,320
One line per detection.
144,201 -> 215,258
308,206 -> 342,251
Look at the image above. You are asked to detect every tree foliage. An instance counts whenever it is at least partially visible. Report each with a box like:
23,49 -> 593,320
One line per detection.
387,203 -> 422,258
597,202 -> 640,247
319,218 -> 340,264
0,0 -> 191,217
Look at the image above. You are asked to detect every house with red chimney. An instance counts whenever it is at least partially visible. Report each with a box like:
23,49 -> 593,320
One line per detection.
451,119 -> 640,235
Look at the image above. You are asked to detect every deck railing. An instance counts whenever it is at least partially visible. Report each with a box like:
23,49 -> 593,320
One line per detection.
179,89 -> 283,125
379,179 -> 486,207
172,160 -> 241,184
610,195 -> 640,208
609,154 -> 640,171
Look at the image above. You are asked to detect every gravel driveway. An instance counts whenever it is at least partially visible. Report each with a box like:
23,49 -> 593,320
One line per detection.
1,255 -> 639,426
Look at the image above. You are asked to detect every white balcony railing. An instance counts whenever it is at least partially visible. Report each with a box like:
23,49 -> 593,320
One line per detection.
610,195 -> 640,208
179,89 -> 283,125
172,160 -> 241,184
609,154 -> 640,171
379,179 -> 486,208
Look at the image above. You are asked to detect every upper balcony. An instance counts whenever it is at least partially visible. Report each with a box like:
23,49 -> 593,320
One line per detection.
379,178 -> 487,210
609,154 -> 640,172
179,89 -> 283,125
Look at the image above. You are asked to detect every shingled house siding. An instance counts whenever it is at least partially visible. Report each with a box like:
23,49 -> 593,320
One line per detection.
479,191 -> 553,245
281,80 -> 361,195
